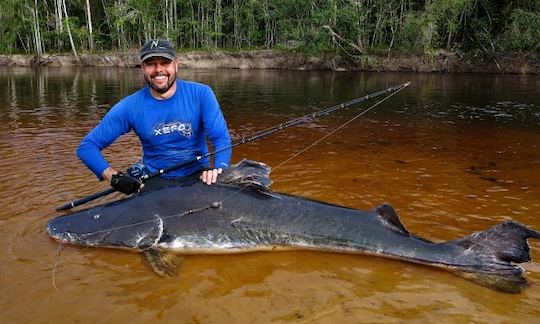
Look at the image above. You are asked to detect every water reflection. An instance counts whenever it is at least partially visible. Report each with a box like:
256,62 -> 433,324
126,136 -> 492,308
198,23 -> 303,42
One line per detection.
0,67 -> 539,322
2,68 -> 538,131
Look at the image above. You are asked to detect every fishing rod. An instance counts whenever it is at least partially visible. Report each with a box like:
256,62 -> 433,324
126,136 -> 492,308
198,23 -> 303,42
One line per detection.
56,81 -> 410,211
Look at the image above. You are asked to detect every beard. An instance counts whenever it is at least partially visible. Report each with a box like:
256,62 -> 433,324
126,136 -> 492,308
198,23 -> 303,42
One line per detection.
145,71 -> 176,94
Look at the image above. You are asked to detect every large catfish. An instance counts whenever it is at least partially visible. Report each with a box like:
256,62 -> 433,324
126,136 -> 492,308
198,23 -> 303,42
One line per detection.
47,160 -> 540,293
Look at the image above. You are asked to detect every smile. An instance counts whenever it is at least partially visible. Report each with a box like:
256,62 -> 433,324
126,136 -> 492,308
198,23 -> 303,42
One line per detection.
153,75 -> 168,81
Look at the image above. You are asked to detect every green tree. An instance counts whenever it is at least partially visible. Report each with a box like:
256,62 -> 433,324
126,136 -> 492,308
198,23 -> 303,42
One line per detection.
0,0 -> 538,57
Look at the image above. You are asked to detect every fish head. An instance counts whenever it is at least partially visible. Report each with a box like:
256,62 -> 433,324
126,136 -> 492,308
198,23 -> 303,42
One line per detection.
47,199 -> 164,250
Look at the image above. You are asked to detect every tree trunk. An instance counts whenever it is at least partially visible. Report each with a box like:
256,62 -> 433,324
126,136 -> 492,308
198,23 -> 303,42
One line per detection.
30,0 -> 43,55
190,0 -> 195,48
101,0 -> 112,35
62,0 -> 79,60
214,0 -> 222,48
174,0 -> 178,31
85,0 -> 94,51
55,0 -> 64,51
263,0 -> 274,48
233,0 -> 239,48
165,0 -> 169,38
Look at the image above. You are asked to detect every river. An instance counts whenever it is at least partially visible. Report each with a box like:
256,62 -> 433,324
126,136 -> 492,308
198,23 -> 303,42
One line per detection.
1,67 -> 539,322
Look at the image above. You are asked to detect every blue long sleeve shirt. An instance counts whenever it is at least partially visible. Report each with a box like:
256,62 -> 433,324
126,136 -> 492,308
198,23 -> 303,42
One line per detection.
77,79 -> 232,180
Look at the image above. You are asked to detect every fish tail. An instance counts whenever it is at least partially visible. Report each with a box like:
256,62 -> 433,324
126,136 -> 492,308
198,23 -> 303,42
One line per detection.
450,220 -> 540,293
456,220 -> 540,263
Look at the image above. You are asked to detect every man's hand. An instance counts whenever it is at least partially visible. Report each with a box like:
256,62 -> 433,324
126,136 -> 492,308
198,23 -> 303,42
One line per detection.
110,172 -> 143,195
101,167 -> 118,183
102,167 -> 143,195
200,168 -> 223,185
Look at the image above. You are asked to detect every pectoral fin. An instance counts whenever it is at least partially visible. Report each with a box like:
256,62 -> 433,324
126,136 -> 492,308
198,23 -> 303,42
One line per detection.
143,248 -> 184,277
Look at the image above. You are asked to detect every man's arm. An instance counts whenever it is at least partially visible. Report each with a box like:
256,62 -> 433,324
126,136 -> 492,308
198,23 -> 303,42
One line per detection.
77,103 -> 131,180
199,85 -> 232,185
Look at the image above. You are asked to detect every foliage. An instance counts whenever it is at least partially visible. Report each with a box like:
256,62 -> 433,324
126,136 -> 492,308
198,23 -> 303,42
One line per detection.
502,8 -> 540,52
0,0 -> 538,57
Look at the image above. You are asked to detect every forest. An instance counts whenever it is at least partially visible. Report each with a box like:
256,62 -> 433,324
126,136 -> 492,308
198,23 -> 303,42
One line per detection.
1,0 -> 538,59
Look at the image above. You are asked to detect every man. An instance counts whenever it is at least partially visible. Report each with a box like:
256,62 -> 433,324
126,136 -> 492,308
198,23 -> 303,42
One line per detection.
77,39 -> 231,194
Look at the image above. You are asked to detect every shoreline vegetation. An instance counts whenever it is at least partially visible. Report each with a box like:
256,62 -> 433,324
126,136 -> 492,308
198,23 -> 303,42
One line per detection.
0,50 -> 538,74
1,1 -> 538,74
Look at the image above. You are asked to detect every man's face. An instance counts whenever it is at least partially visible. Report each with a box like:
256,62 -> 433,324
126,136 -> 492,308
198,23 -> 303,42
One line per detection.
142,57 -> 177,95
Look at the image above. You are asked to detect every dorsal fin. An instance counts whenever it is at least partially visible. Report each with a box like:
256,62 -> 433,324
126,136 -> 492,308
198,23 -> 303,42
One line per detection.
373,204 -> 432,243
219,159 -> 273,193
373,203 -> 410,235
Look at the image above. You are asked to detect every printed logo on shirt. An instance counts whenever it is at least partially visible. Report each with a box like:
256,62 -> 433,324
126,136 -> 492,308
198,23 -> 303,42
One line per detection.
153,121 -> 193,138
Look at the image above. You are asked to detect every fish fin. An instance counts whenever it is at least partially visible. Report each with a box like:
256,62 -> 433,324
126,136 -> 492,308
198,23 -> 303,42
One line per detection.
452,220 -> 540,264
373,204 -> 433,243
373,203 -> 410,235
219,159 -> 273,192
143,248 -> 183,277
448,220 -> 540,293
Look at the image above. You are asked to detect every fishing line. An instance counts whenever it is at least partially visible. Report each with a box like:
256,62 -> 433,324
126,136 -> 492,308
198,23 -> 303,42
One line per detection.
272,81 -> 409,172
215,83 -> 409,206
74,206 -> 213,239
52,240 -> 65,292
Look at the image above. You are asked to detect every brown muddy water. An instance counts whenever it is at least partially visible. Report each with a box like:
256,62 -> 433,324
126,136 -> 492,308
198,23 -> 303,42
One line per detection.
0,67 -> 539,323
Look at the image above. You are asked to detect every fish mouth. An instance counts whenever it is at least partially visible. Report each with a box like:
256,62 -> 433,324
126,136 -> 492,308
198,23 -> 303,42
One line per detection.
46,220 -> 60,239
46,219 -> 76,244
47,224 -> 94,247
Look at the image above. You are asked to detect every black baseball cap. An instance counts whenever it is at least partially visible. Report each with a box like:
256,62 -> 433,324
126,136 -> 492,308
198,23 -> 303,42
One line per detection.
140,39 -> 176,62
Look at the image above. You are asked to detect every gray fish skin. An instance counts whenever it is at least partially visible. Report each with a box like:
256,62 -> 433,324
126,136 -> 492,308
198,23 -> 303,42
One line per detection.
47,160 -> 540,293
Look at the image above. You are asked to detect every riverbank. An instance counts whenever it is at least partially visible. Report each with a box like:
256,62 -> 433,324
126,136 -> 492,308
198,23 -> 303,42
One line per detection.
0,50 -> 538,74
